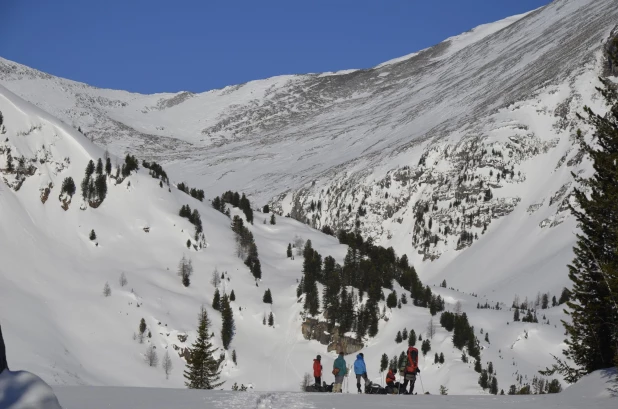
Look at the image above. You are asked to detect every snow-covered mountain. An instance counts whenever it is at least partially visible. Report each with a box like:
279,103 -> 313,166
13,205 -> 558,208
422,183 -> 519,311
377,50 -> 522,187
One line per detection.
1,0 -> 617,398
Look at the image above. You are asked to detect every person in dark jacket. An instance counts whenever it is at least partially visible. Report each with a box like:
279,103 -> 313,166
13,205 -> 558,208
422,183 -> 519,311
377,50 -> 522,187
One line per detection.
313,355 -> 323,386
353,353 -> 370,393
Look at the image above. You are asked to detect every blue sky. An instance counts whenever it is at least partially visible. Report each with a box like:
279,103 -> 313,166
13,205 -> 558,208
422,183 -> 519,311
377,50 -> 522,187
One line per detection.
0,0 -> 549,94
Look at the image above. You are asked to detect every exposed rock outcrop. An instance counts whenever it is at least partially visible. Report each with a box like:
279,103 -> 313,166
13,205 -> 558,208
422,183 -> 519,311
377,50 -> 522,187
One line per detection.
301,318 -> 363,355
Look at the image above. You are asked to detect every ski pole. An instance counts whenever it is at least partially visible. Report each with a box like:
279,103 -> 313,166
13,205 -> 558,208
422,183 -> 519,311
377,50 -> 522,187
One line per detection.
419,373 -> 425,394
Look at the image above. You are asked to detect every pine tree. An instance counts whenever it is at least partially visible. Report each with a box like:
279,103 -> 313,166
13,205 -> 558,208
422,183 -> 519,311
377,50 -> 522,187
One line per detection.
96,158 -> 103,175
287,243 -> 292,258
439,352 -> 445,364
220,295 -> 235,350
434,353 -> 439,364
408,329 -> 417,347
402,328 -> 408,340
474,358 -> 482,373
395,331 -> 403,344
303,280 -> 320,316
380,353 -> 388,373
386,291 -> 398,309
230,290 -> 236,302
85,160 -> 95,178
270,214 -> 276,225
105,157 -> 112,176
421,339 -> 431,356
184,306 -> 224,389
103,282 -> 111,297
562,83 -> 618,375
263,289 -> 273,304
513,308 -> 520,322
89,229 -> 96,241
268,312 -> 274,327
212,288 -> 221,311
232,350 -> 237,365
490,376 -> 498,395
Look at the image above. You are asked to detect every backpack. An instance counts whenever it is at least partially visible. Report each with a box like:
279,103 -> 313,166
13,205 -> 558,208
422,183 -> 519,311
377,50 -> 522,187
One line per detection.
366,383 -> 386,394
324,383 -> 334,393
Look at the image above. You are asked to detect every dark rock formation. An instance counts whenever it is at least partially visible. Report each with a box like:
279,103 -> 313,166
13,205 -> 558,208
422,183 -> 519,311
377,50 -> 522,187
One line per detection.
0,324 -> 8,373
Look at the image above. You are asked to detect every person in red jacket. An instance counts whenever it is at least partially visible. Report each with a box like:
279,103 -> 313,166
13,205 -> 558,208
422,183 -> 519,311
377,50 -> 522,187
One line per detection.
313,355 -> 323,387
385,367 -> 396,388
402,346 -> 420,394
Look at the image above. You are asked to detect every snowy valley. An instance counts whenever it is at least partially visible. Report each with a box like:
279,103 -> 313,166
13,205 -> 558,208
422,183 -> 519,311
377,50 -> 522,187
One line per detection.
0,0 -> 618,408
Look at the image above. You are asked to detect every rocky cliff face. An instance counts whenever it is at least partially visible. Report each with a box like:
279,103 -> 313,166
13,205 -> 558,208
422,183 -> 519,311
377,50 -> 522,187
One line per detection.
301,318 -> 363,355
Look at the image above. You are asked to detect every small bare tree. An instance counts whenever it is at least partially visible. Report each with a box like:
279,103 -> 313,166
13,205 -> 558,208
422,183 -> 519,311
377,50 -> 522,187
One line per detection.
293,235 -> 305,256
162,350 -> 173,379
137,332 -> 145,344
210,268 -> 221,288
177,255 -> 193,287
145,345 -> 158,367
427,318 -> 436,339
454,301 -> 462,315
300,372 -> 313,391
119,272 -> 128,287
103,282 -> 111,297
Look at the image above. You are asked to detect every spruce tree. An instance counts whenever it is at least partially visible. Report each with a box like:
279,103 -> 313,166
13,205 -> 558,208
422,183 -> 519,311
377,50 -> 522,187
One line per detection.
220,295 -> 235,350
287,243 -> 292,258
230,290 -> 236,302
421,339 -> 431,356
89,229 -> 96,241
408,330 -> 417,347
263,289 -> 273,304
562,85 -> 618,375
96,158 -> 103,175
395,331 -> 403,344
380,353 -> 388,373
439,352 -> 445,364
184,306 -> 223,389
270,214 -> 276,225
105,157 -> 112,176
490,377 -> 499,395
268,312 -> 274,327
212,288 -> 221,311
434,353 -> 439,364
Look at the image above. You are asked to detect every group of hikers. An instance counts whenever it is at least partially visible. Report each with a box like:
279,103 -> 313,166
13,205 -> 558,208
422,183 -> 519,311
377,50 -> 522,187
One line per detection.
310,346 -> 420,395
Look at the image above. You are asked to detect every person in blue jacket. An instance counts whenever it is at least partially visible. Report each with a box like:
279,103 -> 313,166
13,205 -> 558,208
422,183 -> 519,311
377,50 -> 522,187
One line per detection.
353,353 -> 371,393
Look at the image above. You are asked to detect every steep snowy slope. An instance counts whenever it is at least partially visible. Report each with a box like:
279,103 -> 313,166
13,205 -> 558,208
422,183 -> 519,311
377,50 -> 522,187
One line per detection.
0,84 -> 573,395
1,0 -> 617,396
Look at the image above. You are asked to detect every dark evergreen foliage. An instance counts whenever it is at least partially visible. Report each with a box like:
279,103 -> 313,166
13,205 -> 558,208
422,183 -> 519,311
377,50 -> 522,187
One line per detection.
561,81 -> 618,377
61,177 -> 76,197
121,154 -> 139,177
220,294 -> 235,350
142,160 -> 169,183
263,289 -> 273,304
212,288 -> 221,311
184,307 -> 223,389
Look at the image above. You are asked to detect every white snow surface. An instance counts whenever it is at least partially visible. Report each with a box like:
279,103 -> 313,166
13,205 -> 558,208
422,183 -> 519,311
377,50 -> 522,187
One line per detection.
0,0 -> 617,399
51,370 -> 617,409
0,370 -> 62,409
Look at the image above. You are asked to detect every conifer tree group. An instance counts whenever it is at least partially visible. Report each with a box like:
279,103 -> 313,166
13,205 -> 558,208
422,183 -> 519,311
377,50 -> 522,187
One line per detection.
231,216 -> 262,279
